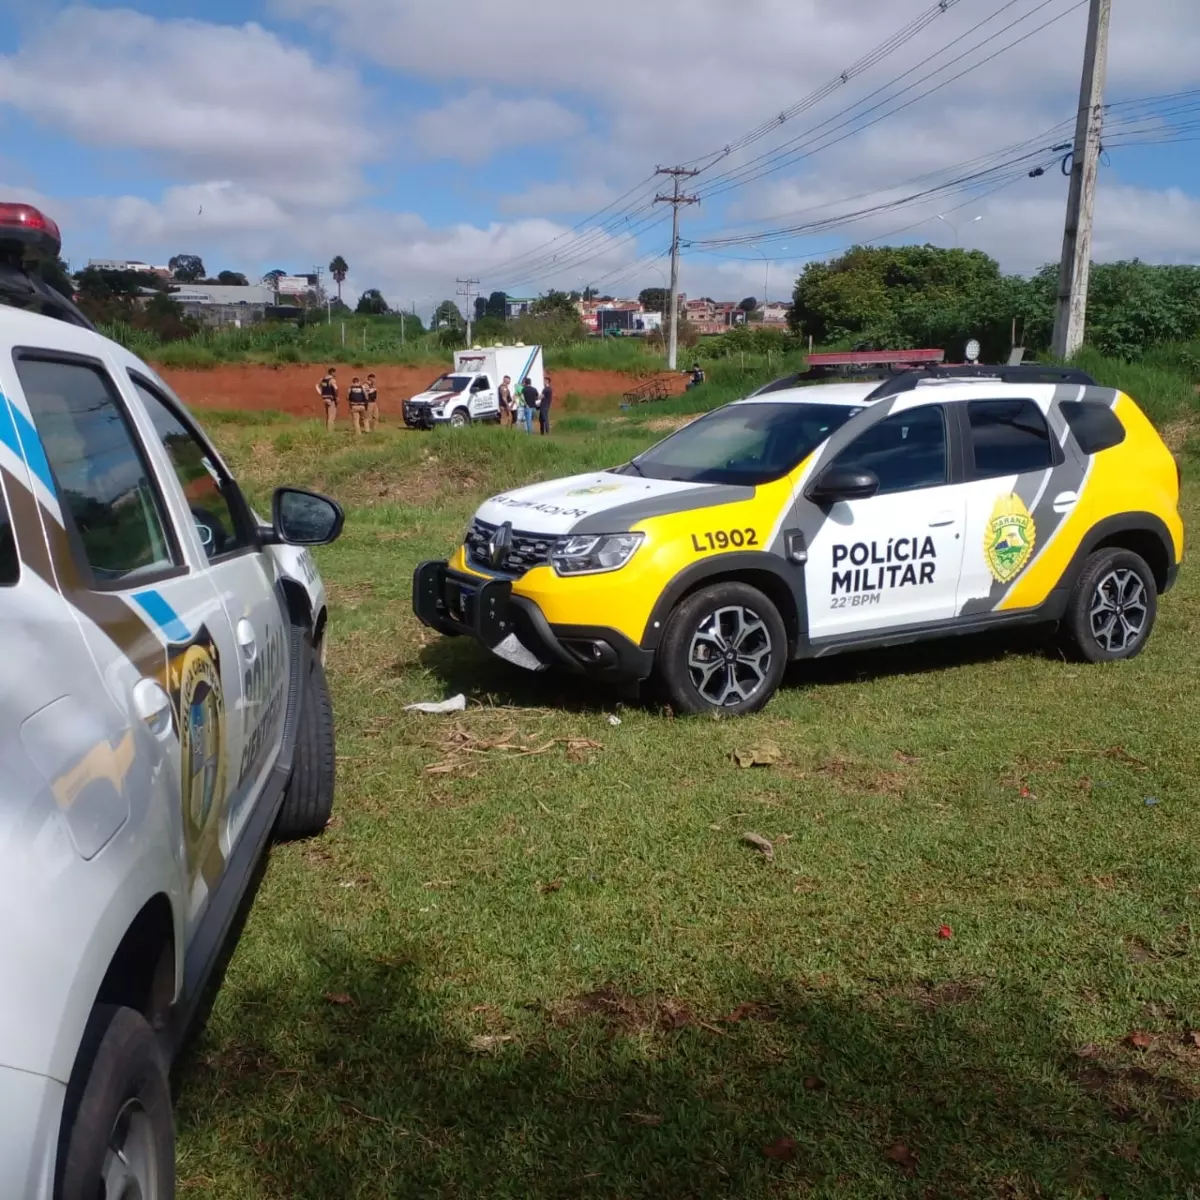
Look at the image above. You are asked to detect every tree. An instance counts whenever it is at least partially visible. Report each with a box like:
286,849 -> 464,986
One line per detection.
432,299 -> 463,329
217,270 -> 248,286
262,269 -> 287,285
168,254 -> 205,283
639,287 -> 669,314
738,296 -> 758,313
474,295 -> 487,321
530,290 -> 578,319
356,288 -> 390,315
328,256 -> 348,302
485,290 -> 508,320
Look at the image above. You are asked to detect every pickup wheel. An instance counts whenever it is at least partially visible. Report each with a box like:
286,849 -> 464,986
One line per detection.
275,655 -> 335,842
56,1005 -> 174,1200
449,410 -> 471,428
1061,548 -> 1158,663
657,582 -> 787,716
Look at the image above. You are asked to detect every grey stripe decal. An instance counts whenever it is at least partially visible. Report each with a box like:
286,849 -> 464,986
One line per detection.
958,383 -> 1095,616
569,484 -> 756,534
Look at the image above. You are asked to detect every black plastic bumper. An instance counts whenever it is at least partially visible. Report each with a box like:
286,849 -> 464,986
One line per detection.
412,561 -> 655,682
403,403 -> 435,429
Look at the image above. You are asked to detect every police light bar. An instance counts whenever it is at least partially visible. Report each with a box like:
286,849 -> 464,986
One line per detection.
0,203 -> 62,261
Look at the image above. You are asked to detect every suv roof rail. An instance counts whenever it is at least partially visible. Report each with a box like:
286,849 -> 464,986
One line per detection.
865,363 -> 1098,400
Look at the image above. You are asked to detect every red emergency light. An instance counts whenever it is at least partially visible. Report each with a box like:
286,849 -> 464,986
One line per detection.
0,203 -> 62,262
807,348 -> 945,368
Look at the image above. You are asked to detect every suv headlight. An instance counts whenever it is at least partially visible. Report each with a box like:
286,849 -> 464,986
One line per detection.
551,532 -> 644,576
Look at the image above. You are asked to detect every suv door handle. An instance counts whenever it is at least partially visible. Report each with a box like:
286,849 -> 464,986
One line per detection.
133,678 -> 173,738
237,619 -> 257,663
928,512 -> 957,527
1052,491 -> 1078,514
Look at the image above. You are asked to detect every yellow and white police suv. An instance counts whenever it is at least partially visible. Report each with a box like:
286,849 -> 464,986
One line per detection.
415,362 -> 1182,715
0,204 -> 343,1197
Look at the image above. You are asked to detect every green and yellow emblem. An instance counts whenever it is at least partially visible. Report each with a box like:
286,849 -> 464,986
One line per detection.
984,493 -> 1037,583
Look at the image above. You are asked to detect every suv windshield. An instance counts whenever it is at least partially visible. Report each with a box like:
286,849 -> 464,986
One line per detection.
627,401 -> 862,486
427,375 -> 469,394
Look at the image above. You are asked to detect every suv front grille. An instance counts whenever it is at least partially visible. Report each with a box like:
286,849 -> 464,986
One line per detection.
465,519 -> 555,577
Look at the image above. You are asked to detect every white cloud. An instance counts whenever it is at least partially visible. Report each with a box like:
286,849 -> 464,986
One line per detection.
412,91 -> 584,164
0,7 -> 375,200
498,181 -> 618,216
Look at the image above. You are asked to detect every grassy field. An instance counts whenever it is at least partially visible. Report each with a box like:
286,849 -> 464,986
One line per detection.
175,410 -> 1200,1199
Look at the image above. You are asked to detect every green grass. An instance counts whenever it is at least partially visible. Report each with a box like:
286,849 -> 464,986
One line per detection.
173,414 -> 1200,1199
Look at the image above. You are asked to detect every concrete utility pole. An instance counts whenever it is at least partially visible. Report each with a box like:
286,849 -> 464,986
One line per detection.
456,277 -> 480,346
654,167 -> 700,370
1051,0 -> 1112,360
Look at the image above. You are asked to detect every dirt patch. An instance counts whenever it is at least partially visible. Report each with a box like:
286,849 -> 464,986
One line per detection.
551,986 -> 697,1034
785,755 -> 907,798
1160,417 -> 1196,453
904,980 -> 983,1008
157,363 -> 661,418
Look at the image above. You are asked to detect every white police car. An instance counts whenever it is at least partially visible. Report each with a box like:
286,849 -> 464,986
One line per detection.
0,203 -> 343,1197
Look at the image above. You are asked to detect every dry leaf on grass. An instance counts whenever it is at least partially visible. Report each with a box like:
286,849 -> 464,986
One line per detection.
803,1076 -> 827,1091
763,1135 -> 799,1161
625,1112 -> 663,1126
1189,1031 -> 1200,1050
937,924 -> 954,940
469,1034 -> 514,1053
325,992 -> 353,1007
733,741 -> 782,769
741,832 -> 775,861
885,1141 -> 918,1171
539,879 -> 564,894
1128,1031 -> 1154,1050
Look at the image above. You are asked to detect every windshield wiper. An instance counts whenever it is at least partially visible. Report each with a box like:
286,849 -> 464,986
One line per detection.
625,458 -> 645,477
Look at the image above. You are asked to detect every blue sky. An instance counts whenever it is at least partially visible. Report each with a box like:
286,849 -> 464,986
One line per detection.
0,0 -> 1196,317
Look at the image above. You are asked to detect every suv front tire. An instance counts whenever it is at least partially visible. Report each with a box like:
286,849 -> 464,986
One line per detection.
658,582 -> 788,715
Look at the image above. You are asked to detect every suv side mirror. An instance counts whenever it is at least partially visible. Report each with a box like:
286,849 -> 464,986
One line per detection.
271,487 -> 344,545
807,466 -> 880,505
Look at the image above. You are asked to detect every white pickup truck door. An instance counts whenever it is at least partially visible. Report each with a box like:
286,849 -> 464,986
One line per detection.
803,403 -> 966,641
468,375 -> 498,419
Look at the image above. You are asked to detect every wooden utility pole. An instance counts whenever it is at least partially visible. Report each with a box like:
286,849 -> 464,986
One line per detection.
1051,0 -> 1112,360
654,167 -> 700,371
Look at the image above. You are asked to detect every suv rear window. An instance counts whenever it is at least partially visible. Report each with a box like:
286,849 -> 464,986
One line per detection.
967,399 -> 1055,478
1060,400 -> 1125,454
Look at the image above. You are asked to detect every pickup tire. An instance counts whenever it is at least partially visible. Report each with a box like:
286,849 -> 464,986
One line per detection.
56,1005 -> 174,1200
657,582 -> 787,716
449,410 -> 471,428
274,655 -> 335,842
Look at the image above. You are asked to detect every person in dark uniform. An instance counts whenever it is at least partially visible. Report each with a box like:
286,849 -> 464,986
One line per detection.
520,376 -> 539,434
316,367 -> 338,431
539,374 -> 553,435
497,375 -> 515,427
686,362 -> 705,389
347,375 -> 369,435
365,373 -> 379,432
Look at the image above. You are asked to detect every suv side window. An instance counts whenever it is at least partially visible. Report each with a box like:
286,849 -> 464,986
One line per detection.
1060,400 -> 1125,454
129,375 -> 251,561
967,399 -> 1055,477
16,355 -> 178,585
0,481 -> 17,585
830,404 -> 948,494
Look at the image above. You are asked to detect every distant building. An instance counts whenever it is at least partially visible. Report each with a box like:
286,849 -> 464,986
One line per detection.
168,283 -> 274,328
505,297 -> 536,319
761,301 -> 792,326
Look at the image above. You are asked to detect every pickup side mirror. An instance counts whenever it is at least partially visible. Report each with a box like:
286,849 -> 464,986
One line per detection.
270,487 -> 345,546
807,466 -> 880,505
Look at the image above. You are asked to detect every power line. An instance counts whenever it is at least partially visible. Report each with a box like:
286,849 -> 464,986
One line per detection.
654,167 -> 700,371
455,277 -> 480,346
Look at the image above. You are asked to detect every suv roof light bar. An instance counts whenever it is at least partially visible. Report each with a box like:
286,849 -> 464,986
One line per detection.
865,363 -> 1098,400
0,201 -> 95,332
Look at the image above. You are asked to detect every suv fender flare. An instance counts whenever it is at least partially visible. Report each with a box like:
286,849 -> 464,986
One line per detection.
641,551 -> 807,655
1054,511 -> 1177,601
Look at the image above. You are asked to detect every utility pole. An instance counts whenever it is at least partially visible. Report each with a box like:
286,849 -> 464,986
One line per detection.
654,167 -> 699,370
456,277 -> 480,347
1051,0 -> 1111,361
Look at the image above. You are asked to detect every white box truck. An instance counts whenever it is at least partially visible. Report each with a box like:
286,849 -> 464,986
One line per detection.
403,344 -> 545,428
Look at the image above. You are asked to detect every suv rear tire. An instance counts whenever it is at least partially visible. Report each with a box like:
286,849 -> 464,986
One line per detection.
658,582 -> 787,715
1061,547 -> 1158,663
275,655 -> 335,841
57,1005 -> 174,1200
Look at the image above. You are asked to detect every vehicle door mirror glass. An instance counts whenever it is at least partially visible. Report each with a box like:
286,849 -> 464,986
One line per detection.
272,487 -> 344,546
808,466 -> 880,504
